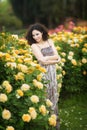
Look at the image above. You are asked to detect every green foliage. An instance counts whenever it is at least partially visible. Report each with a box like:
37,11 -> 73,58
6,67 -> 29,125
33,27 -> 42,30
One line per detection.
0,0 -> 23,30
9,0 -> 87,28
0,32 -> 56,130
51,28 -> 87,93
59,93 -> 87,130
9,0 -> 65,28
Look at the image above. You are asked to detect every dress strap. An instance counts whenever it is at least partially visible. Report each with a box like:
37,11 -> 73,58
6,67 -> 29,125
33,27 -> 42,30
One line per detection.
47,40 -> 51,46
36,40 -> 50,49
36,44 -> 41,49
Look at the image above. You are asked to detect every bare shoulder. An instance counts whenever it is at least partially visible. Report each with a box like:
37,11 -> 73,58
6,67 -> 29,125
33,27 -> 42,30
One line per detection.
48,38 -> 53,42
48,39 -> 55,46
31,44 -> 40,53
31,44 -> 36,47
31,44 -> 38,49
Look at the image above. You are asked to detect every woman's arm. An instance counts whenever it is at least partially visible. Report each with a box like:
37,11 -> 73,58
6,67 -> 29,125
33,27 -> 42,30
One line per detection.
31,44 -> 49,63
41,59 -> 60,65
31,42 -> 61,65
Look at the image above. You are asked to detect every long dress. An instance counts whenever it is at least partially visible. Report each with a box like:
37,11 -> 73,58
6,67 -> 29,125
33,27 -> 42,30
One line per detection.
39,45 -> 59,116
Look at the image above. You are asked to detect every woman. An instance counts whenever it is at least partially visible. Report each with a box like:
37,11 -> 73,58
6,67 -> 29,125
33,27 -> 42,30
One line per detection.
26,23 -> 61,129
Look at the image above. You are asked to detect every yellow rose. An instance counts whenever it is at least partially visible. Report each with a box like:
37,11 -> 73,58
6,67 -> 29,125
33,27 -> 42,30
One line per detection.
18,39 -> 27,45
51,114 -> 57,120
28,107 -> 37,119
33,79 -> 43,89
38,66 -> 47,73
61,58 -> 66,63
82,48 -> 87,53
71,59 -> 77,66
6,126 -> 15,130
69,51 -> 74,56
62,70 -> 66,75
2,80 -> 9,86
21,84 -> 30,91
14,72 -> 24,80
39,105 -> 47,115
5,53 -> 11,60
5,84 -> 12,93
48,117 -> 56,127
16,89 -> 24,97
35,64 -> 41,69
0,93 -> 8,102
37,73 -> 43,81
12,34 -> 18,39
14,49 -> 19,54
83,71 -> 86,75
56,65 -> 62,70
1,32 -> 5,35
17,64 -> 28,73
82,58 -> 87,64
68,55 -> 73,60
6,62 -> 17,69
58,83 -> 62,88
76,43 -> 80,47
22,114 -> 31,122
56,46 -> 61,51
84,43 -> 87,48
48,114 -> 57,127
2,81 -> 13,93
46,99 -> 53,107
61,52 -> 66,57
30,95 -> 39,103
27,67 -> 35,74
57,74 -> 62,80
2,109 -> 11,120
17,58 -> 23,63
24,58 -> 32,63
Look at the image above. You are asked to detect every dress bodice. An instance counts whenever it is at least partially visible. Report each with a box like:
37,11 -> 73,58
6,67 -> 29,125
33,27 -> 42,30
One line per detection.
41,46 -> 54,56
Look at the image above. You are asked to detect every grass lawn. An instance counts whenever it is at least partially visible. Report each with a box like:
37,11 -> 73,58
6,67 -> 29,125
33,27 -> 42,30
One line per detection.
59,92 -> 87,130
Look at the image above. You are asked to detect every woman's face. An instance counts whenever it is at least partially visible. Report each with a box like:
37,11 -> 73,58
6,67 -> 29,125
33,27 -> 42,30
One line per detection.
32,30 -> 43,43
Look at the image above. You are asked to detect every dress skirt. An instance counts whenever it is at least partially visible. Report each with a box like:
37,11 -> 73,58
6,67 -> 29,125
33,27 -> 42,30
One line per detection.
42,64 -> 58,115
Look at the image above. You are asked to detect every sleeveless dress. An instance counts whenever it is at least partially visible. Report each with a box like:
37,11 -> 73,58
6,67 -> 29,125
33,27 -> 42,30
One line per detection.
39,44 -> 58,115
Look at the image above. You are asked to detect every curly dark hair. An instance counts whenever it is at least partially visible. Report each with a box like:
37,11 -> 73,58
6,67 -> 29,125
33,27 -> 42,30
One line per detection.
25,23 -> 49,45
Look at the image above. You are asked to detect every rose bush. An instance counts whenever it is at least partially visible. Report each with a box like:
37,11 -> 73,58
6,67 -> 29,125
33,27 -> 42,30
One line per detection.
0,33 -> 57,130
0,26 -> 87,129
51,27 -> 87,93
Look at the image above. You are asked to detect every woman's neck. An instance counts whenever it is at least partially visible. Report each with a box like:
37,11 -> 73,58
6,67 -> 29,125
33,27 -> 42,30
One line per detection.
37,40 -> 47,45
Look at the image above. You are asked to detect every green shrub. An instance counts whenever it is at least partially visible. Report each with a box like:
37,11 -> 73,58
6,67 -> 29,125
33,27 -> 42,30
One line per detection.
0,15 -> 23,29
51,29 -> 87,94
0,32 -> 57,130
0,0 -> 23,30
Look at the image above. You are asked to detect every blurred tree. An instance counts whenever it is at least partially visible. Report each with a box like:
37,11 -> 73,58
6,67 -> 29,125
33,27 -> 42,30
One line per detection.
0,0 -> 22,30
75,0 -> 87,19
9,0 -> 87,28
40,0 -> 63,28
9,0 -> 64,28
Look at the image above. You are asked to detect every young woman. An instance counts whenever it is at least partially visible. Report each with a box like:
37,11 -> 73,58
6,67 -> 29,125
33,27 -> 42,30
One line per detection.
26,23 -> 61,130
